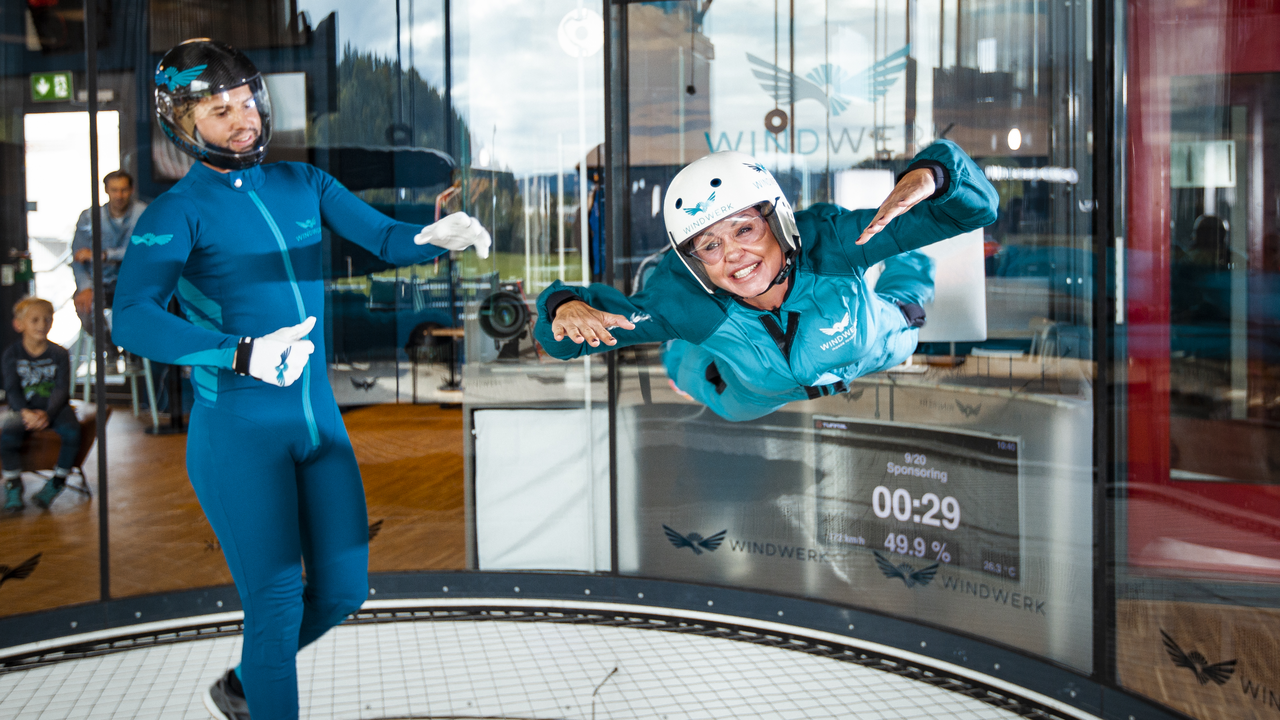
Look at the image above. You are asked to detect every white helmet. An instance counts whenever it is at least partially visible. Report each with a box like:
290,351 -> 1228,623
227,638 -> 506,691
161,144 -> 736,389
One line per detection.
663,151 -> 801,294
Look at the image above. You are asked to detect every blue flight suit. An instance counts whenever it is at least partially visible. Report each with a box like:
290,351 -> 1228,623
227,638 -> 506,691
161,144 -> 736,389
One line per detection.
534,140 -> 998,421
113,160 -> 445,720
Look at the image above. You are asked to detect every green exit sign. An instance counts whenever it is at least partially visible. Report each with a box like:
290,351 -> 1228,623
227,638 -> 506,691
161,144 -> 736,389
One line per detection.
31,72 -> 73,102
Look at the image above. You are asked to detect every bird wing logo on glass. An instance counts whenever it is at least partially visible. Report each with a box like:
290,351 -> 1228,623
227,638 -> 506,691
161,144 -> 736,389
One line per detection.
155,64 -> 207,92
131,233 -> 174,247
955,399 -> 983,418
0,553 -> 41,589
1161,630 -> 1236,686
873,550 -> 939,588
747,46 -> 910,116
663,525 -> 727,555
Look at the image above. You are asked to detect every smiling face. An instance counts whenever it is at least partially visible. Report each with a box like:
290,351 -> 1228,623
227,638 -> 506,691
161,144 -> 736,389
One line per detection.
15,304 -> 53,345
684,206 -> 786,305
192,84 -> 261,155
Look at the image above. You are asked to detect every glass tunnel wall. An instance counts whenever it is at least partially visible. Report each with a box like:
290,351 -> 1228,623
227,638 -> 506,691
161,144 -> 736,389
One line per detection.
611,0 -> 1098,674
0,0 -> 100,617
0,2 -> 1276,720
0,0 -> 606,612
1119,1 -> 1280,718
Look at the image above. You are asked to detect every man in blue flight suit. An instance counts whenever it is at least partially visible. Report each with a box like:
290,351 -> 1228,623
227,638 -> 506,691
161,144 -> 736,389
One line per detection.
113,40 -> 491,720
535,141 -> 998,421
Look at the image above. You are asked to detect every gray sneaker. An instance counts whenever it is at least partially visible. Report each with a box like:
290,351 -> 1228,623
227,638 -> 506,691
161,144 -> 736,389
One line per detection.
204,669 -> 250,720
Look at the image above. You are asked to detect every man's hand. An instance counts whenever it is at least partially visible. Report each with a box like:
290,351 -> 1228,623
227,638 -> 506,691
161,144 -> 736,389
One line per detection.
74,289 -> 93,315
73,248 -> 94,263
22,409 -> 49,431
855,168 -> 938,245
415,212 -> 492,259
552,300 -> 635,347
242,317 -> 316,387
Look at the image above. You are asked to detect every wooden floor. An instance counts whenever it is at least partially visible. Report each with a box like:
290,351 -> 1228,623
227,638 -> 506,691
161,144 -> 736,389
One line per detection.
0,404 -> 466,619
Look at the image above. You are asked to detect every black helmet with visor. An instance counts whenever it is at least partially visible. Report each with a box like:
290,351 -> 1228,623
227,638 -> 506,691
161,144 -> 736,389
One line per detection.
154,39 -> 272,171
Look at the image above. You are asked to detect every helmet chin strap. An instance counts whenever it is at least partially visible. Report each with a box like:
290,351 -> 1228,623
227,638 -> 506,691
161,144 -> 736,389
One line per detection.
762,251 -> 796,294
747,208 -> 798,300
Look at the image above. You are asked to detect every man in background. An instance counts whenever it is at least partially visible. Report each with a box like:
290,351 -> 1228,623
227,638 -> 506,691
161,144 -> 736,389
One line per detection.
72,169 -> 147,364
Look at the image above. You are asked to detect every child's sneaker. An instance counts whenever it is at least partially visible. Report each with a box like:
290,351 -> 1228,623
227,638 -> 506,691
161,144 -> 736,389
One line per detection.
4,482 -> 22,511
31,479 -> 65,509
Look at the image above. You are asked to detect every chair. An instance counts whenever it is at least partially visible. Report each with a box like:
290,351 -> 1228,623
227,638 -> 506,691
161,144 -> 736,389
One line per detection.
18,399 -> 110,498
69,326 -> 160,430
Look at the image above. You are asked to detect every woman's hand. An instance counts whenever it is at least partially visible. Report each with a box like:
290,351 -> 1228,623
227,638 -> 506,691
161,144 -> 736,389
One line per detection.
856,168 -> 938,245
552,300 -> 636,347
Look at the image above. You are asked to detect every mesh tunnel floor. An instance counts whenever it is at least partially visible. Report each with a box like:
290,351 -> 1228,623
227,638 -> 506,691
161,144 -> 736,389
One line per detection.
1,610 -> 1047,720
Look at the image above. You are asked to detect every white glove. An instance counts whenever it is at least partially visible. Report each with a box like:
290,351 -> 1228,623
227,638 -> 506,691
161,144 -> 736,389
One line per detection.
239,317 -> 316,387
414,212 -> 492,259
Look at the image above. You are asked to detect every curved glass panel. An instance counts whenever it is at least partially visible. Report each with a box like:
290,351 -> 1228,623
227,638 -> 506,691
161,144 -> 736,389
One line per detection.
458,0 -> 611,574
0,25 -> 101,618
1120,2 -> 1280,717
0,4 -> 1272,720
0,0 -> 610,618
616,0 -> 1096,673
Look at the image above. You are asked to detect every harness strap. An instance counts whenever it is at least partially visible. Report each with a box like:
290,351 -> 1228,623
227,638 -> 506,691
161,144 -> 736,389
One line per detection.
758,311 -> 801,362
805,380 -> 848,400
704,361 -> 728,395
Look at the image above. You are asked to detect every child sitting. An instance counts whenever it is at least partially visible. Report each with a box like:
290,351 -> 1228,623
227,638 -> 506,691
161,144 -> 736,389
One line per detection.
3,297 -> 79,511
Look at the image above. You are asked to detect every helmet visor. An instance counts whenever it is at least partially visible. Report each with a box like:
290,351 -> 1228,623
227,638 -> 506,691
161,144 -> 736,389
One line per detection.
680,206 -> 771,264
157,75 -> 273,170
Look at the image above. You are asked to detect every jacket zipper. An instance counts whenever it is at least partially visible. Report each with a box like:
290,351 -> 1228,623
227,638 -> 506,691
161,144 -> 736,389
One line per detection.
248,190 -> 320,450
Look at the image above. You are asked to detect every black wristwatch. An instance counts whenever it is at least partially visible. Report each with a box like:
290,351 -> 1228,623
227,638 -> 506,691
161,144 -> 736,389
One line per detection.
233,337 -> 254,375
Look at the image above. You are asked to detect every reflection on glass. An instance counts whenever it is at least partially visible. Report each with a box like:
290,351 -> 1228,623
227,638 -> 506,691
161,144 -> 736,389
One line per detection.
1121,3 -> 1280,720
1,64 -> 103,620
459,0 -> 611,574
615,0 -> 1095,671
89,0 -> 555,603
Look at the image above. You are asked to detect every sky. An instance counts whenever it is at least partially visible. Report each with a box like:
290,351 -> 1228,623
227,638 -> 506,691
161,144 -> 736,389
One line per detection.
297,0 -> 605,178
287,0 -> 1016,177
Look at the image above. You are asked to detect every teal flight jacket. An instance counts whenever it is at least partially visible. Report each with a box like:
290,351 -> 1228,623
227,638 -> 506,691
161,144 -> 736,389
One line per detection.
535,139 -> 998,417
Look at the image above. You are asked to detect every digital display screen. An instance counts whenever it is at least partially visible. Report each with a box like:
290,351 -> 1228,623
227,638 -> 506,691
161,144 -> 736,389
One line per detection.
813,416 -> 1022,581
